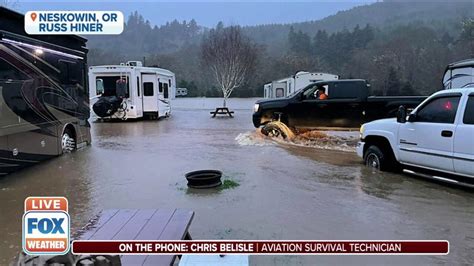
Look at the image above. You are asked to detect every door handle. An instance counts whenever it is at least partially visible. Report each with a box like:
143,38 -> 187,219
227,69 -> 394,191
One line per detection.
441,130 -> 453,137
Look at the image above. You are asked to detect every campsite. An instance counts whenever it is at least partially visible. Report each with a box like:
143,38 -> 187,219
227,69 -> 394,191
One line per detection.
0,1 -> 473,265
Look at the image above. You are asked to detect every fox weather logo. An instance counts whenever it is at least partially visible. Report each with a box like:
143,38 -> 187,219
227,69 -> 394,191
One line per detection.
22,197 -> 70,255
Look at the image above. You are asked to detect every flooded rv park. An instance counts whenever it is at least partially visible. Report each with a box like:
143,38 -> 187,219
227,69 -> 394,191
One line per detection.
1,98 -> 474,265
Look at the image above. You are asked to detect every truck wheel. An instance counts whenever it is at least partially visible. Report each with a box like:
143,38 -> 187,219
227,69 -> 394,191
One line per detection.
61,128 -> 76,153
364,145 -> 388,171
261,121 -> 295,140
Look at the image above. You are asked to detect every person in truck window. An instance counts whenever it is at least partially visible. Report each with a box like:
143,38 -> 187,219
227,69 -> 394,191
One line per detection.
316,86 -> 328,100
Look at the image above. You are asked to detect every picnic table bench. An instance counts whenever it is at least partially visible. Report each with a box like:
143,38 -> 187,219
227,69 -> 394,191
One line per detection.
78,208 -> 194,266
210,107 -> 234,117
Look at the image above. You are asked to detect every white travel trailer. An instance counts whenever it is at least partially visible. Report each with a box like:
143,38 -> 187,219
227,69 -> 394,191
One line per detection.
263,83 -> 272,98
89,61 -> 176,120
176,87 -> 188,96
443,59 -> 474,89
264,71 -> 339,98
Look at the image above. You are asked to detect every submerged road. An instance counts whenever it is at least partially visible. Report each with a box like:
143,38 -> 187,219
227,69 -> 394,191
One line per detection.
0,98 -> 473,265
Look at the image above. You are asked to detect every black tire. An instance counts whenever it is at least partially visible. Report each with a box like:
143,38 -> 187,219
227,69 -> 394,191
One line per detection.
61,128 -> 76,153
260,121 -> 296,140
364,145 -> 389,171
185,170 -> 222,188
261,123 -> 288,139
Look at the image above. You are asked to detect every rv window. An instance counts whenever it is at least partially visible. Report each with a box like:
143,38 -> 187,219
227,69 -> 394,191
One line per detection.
59,60 -> 80,85
169,79 -> 172,87
164,83 -> 169,98
144,82 -> 154,96
69,62 -> 79,83
276,88 -> 284,98
159,82 -> 163,93
137,77 -> 140,97
0,59 -> 29,81
96,79 -> 104,95
58,62 -> 68,83
96,76 -> 129,97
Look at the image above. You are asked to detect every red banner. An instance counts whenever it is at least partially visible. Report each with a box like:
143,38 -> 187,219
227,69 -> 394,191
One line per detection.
72,240 -> 449,255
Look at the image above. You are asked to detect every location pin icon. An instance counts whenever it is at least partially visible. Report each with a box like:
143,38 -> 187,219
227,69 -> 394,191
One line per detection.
31,12 -> 37,22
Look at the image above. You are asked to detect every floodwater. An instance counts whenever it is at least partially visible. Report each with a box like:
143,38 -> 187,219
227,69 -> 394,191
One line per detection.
1,98 -> 474,265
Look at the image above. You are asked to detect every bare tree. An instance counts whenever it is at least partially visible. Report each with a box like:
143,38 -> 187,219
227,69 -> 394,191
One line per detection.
201,25 -> 257,107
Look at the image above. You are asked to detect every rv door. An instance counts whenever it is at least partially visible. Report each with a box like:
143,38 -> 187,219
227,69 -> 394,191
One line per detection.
142,74 -> 158,114
135,75 -> 143,118
157,78 -> 171,117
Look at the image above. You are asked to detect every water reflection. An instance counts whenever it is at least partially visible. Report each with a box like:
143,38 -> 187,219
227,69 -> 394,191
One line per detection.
0,151 -> 95,264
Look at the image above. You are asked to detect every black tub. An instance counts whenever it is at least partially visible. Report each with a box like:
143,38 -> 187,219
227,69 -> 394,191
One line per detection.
185,170 -> 222,188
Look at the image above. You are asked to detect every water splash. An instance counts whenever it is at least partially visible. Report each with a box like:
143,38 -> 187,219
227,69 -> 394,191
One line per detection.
288,130 -> 358,152
235,130 -> 274,146
236,129 -> 358,152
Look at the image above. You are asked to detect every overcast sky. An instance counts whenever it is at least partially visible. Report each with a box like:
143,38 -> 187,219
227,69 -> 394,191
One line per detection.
13,1 -> 374,27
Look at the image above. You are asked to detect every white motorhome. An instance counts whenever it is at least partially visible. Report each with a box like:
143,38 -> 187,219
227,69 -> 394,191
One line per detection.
89,61 -> 175,120
264,71 -> 339,98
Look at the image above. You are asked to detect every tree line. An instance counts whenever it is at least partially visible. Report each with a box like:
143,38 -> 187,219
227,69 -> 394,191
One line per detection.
87,6 -> 473,97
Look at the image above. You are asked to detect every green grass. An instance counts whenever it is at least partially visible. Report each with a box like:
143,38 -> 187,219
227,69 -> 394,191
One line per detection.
220,179 -> 240,190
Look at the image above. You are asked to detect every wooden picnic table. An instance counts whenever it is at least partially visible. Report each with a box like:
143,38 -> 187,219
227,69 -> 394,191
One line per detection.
210,107 -> 234,117
78,208 -> 194,266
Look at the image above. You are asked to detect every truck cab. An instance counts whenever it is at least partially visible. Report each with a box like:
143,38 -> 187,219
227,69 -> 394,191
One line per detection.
358,88 -> 474,185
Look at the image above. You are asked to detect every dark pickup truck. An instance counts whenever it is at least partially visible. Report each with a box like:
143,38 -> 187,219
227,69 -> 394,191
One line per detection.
253,79 -> 427,129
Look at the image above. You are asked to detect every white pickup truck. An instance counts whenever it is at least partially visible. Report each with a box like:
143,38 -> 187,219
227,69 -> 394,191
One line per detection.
357,88 -> 474,186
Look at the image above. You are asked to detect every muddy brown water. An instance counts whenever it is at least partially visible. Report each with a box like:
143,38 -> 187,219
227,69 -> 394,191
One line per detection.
0,98 -> 473,265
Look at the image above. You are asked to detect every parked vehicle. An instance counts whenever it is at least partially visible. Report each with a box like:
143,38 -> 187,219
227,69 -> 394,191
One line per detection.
253,79 -> 426,131
176,87 -> 188,97
263,71 -> 339,98
0,7 -> 91,175
89,61 -> 175,120
358,88 -> 474,186
443,58 -> 474,89
263,83 -> 272,98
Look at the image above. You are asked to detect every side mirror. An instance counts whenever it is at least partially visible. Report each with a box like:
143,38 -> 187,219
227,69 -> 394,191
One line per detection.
408,113 -> 417,122
396,106 -> 406,123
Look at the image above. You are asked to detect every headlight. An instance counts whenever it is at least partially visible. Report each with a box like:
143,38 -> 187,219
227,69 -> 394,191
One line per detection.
253,103 -> 260,113
359,124 -> 365,139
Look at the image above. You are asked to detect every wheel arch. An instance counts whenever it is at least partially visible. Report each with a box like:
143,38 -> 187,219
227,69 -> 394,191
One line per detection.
261,109 -> 291,125
62,123 -> 77,138
363,135 -> 396,161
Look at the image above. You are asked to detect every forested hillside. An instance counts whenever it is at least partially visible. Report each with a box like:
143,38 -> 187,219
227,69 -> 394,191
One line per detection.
87,0 -> 473,97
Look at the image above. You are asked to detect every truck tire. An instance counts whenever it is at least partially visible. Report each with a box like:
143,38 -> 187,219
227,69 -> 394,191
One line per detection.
185,170 -> 222,188
364,145 -> 392,171
261,121 -> 295,140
